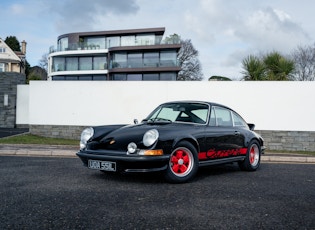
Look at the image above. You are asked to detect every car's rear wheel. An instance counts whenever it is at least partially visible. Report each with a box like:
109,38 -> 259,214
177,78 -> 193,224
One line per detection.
239,140 -> 261,171
164,141 -> 198,183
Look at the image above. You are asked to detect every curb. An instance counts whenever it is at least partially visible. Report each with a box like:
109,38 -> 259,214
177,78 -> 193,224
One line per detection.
0,144 -> 315,163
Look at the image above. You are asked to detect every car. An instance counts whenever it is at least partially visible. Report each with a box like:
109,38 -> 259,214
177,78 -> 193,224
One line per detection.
77,101 -> 265,183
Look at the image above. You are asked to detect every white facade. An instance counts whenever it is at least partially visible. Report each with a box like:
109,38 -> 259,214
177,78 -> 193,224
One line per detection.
16,81 -> 315,131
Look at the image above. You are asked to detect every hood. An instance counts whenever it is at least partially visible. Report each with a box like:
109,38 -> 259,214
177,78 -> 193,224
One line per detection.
97,122 -> 194,151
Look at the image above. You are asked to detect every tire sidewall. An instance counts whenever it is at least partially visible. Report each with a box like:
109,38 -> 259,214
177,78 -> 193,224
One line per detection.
240,140 -> 261,171
164,141 -> 199,183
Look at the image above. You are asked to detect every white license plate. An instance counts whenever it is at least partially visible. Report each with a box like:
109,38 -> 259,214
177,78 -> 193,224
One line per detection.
88,160 -> 116,172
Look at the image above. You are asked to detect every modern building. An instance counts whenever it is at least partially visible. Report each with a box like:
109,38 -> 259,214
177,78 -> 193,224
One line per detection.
0,38 -> 26,74
48,27 -> 182,81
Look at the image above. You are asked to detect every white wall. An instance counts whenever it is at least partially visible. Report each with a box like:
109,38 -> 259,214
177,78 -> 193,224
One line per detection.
17,81 -> 315,131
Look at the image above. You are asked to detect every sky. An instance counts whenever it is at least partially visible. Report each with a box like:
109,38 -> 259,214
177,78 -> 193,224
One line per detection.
1,0 -> 314,80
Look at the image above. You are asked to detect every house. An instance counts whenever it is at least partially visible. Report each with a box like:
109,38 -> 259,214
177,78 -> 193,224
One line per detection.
0,38 -> 26,74
47,27 -> 182,81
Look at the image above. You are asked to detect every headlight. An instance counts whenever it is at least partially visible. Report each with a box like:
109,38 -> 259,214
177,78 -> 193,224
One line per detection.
143,129 -> 159,147
80,127 -> 94,150
127,142 -> 137,154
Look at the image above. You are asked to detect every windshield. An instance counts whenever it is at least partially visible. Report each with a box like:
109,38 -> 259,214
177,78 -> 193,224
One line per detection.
144,103 -> 209,124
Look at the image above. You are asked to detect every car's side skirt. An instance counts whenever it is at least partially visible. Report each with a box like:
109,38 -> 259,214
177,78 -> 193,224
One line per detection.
199,156 -> 246,167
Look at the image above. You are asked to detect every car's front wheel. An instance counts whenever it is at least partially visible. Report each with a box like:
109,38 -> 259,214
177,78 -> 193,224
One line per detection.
239,140 -> 261,171
164,141 -> 198,183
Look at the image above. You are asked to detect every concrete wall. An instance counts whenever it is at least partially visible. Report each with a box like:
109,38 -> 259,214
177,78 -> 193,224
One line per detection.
17,81 -> 315,151
0,72 -> 25,128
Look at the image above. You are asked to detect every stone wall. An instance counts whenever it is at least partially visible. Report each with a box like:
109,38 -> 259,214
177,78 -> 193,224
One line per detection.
257,130 -> 315,152
0,73 -> 25,128
29,124 -> 315,152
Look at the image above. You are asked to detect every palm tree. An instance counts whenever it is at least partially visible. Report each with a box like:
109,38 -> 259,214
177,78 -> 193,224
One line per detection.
241,52 -> 295,81
241,55 -> 265,80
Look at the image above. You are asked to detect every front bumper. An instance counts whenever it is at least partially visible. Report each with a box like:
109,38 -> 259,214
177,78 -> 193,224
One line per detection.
77,150 -> 170,173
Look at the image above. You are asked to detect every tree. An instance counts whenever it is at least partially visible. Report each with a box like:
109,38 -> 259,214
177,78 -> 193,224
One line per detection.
291,44 -> 315,81
5,36 -> 21,51
241,55 -> 265,80
39,53 -> 49,73
208,76 -> 232,81
164,34 -> 203,81
241,52 -> 295,81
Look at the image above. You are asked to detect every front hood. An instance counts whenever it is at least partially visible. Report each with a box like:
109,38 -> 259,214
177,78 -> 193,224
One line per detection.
95,122 -> 195,151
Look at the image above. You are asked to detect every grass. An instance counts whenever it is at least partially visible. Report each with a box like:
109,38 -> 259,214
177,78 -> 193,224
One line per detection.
267,149 -> 315,156
0,134 -> 78,146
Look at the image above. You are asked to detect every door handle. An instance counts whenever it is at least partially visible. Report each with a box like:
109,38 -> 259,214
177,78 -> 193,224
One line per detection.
234,131 -> 241,135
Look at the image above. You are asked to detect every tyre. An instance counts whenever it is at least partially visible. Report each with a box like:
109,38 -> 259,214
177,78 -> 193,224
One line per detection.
164,141 -> 198,183
239,140 -> 261,171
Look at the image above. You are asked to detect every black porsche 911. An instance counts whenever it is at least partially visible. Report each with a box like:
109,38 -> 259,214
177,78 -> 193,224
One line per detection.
77,101 -> 265,183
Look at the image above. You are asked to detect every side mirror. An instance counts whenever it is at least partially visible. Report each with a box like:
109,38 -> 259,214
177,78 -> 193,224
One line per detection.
248,123 -> 255,131
134,119 -> 138,124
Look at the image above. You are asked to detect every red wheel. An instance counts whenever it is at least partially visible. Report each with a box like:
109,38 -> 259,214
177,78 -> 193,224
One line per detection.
165,141 -> 198,183
239,140 -> 261,171
170,147 -> 194,177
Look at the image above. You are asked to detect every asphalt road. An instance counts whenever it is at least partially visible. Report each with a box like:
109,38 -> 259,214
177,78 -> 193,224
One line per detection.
0,156 -> 314,230
0,128 -> 29,138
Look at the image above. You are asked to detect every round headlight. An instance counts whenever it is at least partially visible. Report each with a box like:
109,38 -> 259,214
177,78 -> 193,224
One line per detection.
143,129 -> 159,147
127,142 -> 137,154
80,127 -> 94,149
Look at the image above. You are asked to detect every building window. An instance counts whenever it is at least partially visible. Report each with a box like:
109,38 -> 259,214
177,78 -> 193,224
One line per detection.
121,35 -> 135,46
107,36 -> 120,48
58,37 -> 68,51
66,57 -> 78,71
0,47 -> 6,53
136,34 -> 155,45
128,53 -> 142,68
143,52 -> 159,67
112,53 -> 127,68
160,72 -> 176,81
0,63 -> 5,72
53,57 -> 65,71
112,74 -> 126,80
85,37 -> 105,49
160,51 -> 177,67
93,56 -> 107,70
127,74 -> 142,81
143,73 -> 159,81
79,57 -> 92,70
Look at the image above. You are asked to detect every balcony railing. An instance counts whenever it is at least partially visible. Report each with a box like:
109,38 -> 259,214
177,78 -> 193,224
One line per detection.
49,39 -> 181,54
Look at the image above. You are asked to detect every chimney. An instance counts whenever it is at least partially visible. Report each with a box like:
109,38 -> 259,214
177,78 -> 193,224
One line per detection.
21,40 -> 27,54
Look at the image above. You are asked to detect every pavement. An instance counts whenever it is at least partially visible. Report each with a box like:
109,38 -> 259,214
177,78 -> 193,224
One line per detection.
0,143 -> 315,163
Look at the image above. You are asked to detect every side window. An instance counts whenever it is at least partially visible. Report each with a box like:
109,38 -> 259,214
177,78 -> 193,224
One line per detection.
232,111 -> 247,127
214,107 -> 233,127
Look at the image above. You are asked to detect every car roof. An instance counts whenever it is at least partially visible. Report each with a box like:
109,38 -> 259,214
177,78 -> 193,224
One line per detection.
161,100 -> 232,110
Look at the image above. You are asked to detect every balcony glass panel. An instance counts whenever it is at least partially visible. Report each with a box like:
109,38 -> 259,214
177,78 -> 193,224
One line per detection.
53,57 -> 65,71
143,52 -> 159,67
121,36 -> 135,46
127,53 -> 142,68
66,57 -> 78,71
107,36 -> 120,48
79,57 -> 92,70
93,56 -> 107,70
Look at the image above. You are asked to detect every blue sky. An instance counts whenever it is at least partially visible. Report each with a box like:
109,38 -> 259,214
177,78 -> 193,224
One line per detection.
1,0 -> 314,80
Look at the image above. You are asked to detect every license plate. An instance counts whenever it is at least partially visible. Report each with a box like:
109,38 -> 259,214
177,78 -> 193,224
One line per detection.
88,160 -> 116,172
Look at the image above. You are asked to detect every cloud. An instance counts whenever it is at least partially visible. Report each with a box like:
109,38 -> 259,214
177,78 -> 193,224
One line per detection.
234,7 -> 310,53
46,0 -> 139,33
